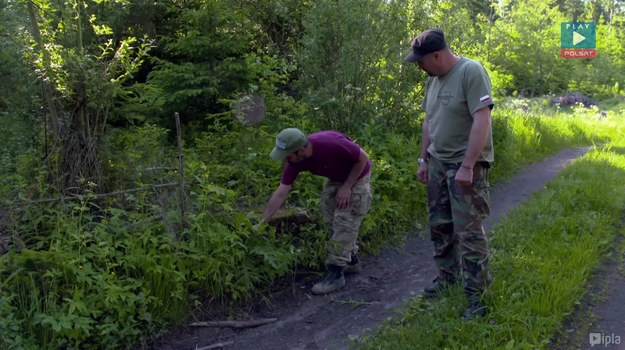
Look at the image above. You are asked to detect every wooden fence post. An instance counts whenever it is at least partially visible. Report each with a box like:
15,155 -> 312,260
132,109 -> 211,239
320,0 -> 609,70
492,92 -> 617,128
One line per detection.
175,112 -> 186,229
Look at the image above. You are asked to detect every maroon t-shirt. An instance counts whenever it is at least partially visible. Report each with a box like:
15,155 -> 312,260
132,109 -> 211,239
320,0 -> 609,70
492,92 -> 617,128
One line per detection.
280,131 -> 371,185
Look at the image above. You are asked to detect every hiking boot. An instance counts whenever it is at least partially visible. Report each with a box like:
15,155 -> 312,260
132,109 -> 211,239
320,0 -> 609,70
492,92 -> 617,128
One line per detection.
311,265 -> 345,295
343,255 -> 361,275
422,276 -> 456,299
461,300 -> 488,320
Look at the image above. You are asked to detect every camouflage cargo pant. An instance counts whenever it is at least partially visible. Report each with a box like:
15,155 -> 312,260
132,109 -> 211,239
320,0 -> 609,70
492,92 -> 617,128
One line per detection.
427,156 -> 492,297
320,173 -> 372,267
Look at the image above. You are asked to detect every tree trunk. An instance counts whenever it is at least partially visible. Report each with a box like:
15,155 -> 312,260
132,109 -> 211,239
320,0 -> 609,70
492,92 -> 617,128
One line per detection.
27,0 -> 61,138
59,129 -> 102,194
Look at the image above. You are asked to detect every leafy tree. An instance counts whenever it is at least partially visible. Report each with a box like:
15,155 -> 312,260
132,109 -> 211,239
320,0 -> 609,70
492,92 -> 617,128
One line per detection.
488,0 -> 569,96
465,0 -> 493,20
556,0 -> 586,21
141,0 -> 296,134
19,0 -> 150,193
298,0 -> 427,133
587,0 -> 625,24
0,0 -> 40,178
239,0 -> 313,57
567,6 -> 625,97
145,0 -> 251,125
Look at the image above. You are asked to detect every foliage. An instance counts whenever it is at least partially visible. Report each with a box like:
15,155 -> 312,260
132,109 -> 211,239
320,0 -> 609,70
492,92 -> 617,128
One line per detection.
144,0 -> 252,124
567,17 -> 625,99
357,126 -> 426,249
9,0 -> 154,191
21,0 -> 151,133
142,0 -> 299,132
0,0 -> 40,179
0,194 -> 294,349
100,124 -> 173,189
486,0 -> 569,97
298,0 -> 424,134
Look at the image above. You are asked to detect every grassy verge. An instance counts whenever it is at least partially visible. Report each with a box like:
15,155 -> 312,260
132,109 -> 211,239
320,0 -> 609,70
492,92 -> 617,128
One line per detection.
357,143 -> 625,349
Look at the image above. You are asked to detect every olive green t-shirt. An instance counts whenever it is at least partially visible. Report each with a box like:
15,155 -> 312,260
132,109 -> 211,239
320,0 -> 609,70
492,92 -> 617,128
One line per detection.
421,57 -> 494,163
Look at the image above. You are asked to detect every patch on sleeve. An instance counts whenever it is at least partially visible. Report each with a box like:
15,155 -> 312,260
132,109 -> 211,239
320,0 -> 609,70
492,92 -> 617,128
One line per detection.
479,95 -> 491,103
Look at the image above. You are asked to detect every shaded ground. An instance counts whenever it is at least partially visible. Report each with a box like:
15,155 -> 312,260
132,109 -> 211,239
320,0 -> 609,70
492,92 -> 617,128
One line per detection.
155,147 -> 601,350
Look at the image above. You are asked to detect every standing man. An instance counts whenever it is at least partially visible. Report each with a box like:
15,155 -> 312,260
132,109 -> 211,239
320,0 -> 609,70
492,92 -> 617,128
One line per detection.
259,128 -> 372,295
405,29 -> 494,319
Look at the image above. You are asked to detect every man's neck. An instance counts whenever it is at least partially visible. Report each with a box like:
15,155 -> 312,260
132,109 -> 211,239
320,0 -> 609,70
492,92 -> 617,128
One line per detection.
440,55 -> 461,76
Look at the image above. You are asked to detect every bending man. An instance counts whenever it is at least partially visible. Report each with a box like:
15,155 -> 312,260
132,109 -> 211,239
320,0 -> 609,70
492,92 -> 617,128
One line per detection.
260,128 -> 372,295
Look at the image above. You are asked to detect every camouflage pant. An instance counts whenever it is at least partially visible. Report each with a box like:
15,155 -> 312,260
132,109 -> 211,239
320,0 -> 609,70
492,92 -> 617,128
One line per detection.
320,173 -> 372,267
427,156 -> 492,297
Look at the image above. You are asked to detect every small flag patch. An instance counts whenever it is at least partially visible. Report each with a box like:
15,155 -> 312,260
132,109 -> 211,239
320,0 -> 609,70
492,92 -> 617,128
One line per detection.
480,95 -> 491,103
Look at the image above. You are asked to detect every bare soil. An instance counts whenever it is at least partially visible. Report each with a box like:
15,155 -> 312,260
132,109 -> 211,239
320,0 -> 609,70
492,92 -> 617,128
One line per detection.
153,146 -> 625,350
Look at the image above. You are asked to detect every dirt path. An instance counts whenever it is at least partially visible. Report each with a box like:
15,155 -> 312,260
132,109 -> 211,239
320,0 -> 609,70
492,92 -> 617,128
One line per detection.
582,246 -> 625,350
155,147 -> 593,350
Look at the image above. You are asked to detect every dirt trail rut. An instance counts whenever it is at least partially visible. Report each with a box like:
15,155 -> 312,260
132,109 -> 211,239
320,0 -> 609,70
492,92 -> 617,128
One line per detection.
156,147 -> 591,350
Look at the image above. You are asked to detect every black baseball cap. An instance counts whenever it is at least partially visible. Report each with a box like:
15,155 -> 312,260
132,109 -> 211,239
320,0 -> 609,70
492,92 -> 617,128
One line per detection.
404,29 -> 448,63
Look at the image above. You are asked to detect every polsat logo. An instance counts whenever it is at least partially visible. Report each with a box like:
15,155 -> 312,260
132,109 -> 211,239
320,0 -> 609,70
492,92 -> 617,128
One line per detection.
561,22 -> 596,58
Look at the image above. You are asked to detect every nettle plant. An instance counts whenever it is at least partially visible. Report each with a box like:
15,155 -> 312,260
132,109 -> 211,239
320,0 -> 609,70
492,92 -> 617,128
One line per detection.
1,185 -> 298,348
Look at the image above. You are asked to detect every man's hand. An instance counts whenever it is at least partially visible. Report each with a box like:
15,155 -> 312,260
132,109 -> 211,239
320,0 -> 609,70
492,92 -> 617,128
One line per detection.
454,166 -> 473,187
417,163 -> 428,184
336,185 -> 352,209
252,220 -> 268,232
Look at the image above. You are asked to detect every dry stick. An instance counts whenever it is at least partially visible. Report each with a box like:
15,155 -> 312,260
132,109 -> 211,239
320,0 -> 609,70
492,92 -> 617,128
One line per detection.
190,318 -> 278,329
195,341 -> 234,350
42,82 -> 48,158
6,182 -> 179,206
174,112 -> 186,229
329,296 -> 379,307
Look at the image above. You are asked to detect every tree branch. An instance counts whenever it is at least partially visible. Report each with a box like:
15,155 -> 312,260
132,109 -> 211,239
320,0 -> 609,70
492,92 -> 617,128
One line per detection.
190,318 -> 278,329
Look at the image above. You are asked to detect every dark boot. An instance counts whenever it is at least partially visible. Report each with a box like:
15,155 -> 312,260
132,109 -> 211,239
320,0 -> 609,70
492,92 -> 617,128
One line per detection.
343,255 -> 361,275
422,276 -> 457,299
311,265 -> 345,295
461,298 -> 488,320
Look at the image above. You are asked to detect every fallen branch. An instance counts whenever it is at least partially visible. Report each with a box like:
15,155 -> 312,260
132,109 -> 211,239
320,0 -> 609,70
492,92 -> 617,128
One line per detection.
190,318 -> 277,329
5,182 -> 178,206
329,296 -> 380,307
195,341 -> 234,350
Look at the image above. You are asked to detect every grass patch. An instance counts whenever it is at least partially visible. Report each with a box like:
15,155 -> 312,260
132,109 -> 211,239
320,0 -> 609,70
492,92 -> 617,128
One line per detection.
357,146 -> 625,350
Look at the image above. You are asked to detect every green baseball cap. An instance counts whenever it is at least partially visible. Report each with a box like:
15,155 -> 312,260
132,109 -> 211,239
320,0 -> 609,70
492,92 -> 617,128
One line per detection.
270,128 -> 307,160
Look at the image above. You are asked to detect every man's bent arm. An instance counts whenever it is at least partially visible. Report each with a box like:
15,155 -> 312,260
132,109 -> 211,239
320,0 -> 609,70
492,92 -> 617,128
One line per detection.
261,183 -> 292,222
342,149 -> 369,190
335,149 -> 369,209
